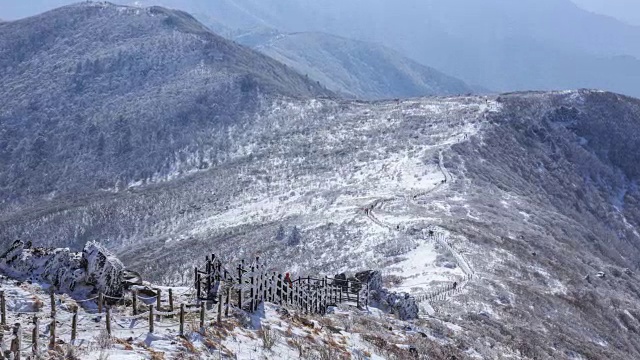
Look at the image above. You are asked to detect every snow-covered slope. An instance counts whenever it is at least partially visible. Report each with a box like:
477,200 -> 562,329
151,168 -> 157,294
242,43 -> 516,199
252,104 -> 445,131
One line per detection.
0,273 -> 469,359
5,89 -> 640,358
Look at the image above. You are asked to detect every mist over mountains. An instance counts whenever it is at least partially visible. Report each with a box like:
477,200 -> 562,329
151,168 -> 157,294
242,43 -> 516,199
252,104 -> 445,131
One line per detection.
233,29 -> 476,99
119,0 -> 640,97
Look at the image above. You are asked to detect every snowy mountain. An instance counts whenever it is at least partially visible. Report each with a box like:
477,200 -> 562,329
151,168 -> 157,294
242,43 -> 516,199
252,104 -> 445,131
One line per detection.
0,2 -> 331,214
233,29 -> 477,99
2,2 -> 640,359
3,84 -> 640,357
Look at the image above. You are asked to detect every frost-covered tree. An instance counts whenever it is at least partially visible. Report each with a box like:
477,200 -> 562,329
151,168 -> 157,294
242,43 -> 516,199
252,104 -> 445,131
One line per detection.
275,224 -> 285,242
288,226 -> 302,246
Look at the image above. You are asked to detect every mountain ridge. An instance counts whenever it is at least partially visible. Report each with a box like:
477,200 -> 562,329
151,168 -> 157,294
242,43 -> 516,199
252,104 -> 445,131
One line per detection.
234,29 -> 477,99
0,2 -> 332,213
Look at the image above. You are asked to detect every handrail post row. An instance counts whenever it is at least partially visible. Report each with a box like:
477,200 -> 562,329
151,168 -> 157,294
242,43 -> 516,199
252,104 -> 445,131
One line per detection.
217,293 -> 222,323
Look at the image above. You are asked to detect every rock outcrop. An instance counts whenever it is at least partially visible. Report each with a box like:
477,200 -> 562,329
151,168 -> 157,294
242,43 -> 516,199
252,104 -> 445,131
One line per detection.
335,270 -> 419,320
0,240 -> 125,298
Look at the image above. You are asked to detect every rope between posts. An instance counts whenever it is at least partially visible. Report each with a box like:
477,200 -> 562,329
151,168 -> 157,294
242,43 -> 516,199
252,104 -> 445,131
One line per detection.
154,322 -> 181,328
75,296 -> 99,303
154,310 -> 179,316
102,294 -> 124,300
120,313 -> 149,320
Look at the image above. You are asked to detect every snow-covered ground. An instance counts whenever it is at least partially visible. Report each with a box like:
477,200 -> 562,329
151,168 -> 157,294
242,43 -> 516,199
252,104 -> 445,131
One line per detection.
0,274 -> 465,359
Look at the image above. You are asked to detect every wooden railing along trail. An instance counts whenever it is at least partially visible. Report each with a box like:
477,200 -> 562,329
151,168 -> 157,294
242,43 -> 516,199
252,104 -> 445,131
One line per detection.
194,254 -> 369,315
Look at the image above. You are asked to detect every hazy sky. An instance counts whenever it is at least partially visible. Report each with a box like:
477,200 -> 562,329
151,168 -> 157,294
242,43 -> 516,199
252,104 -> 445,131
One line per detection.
571,0 -> 640,25
0,0 -> 639,24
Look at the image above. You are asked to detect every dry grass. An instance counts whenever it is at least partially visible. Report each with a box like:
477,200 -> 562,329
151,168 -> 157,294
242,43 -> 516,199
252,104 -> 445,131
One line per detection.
112,337 -> 134,351
257,325 -> 281,351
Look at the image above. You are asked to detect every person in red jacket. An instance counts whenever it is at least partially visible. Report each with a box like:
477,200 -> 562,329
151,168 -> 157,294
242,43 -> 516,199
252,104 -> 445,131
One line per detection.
284,272 -> 293,288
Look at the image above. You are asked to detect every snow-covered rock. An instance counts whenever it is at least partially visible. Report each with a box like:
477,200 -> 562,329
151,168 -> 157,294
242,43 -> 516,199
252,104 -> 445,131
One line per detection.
0,240 -> 125,298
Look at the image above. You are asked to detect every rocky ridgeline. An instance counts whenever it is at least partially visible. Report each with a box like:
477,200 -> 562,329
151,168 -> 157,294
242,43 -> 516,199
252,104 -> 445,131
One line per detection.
336,270 -> 419,320
0,240 -> 125,298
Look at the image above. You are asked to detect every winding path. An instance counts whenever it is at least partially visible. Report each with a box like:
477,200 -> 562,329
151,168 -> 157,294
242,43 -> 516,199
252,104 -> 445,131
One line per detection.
363,150 -> 475,311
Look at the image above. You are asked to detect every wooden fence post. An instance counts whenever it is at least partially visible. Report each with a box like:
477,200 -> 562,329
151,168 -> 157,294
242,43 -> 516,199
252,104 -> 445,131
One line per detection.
263,271 -> 267,301
277,274 -> 283,305
49,314 -> 56,350
98,292 -> 103,314
225,289 -> 230,317
132,290 -> 138,316
156,289 -> 162,321
206,257 -> 211,300
50,290 -> 56,318
106,307 -> 111,336
195,267 -> 200,300
0,291 -> 6,326
179,304 -> 185,337
250,265 -> 255,312
217,293 -> 222,323
199,302 -> 205,332
237,263 -> 243,310
71,308 -> 78,344
13,323 -> 21,360
149,305 -> 154,333
306,277 -> 311,313
168,289 -> 174,318
32,315 -> 39,356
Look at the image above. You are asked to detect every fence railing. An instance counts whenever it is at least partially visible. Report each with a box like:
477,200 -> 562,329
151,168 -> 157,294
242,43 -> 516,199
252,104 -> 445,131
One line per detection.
194,254 -> 369,315
0,284 -> 226,360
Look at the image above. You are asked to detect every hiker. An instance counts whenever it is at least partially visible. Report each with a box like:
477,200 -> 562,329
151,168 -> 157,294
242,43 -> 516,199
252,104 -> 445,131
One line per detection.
284,272 -> 293,288
428,230 -> 434,237
453,281 -> 458,290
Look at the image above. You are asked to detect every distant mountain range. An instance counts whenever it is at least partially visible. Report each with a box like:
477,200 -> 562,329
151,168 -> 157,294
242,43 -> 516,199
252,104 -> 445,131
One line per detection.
125,0 -> 640,97
233,28 -> 476,99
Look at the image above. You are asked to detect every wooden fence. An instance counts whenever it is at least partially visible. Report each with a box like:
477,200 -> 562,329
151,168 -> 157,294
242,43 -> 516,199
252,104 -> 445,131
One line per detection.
194,254 -> 369,315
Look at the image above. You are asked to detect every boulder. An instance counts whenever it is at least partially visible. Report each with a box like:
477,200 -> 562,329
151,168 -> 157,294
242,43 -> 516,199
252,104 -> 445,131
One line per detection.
0,240 -> 128,299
